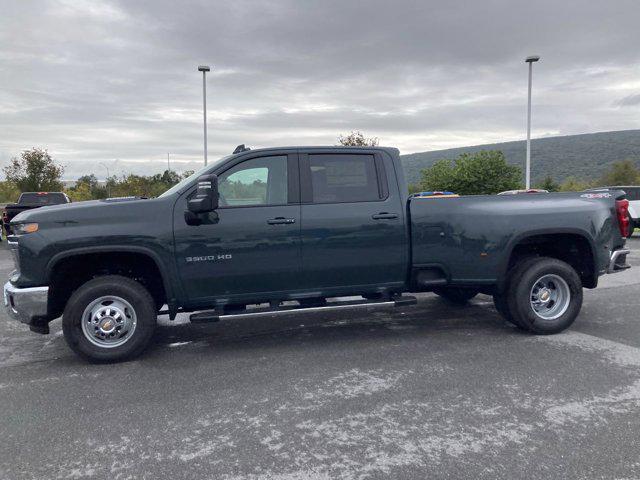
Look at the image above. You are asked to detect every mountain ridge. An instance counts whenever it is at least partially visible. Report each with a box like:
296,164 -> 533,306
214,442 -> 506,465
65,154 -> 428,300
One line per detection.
400,129 -> 640,186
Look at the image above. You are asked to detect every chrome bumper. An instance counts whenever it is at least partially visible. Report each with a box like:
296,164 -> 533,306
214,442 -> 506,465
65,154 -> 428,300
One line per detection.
608,248 -> 631,274
3,281 -> 49,325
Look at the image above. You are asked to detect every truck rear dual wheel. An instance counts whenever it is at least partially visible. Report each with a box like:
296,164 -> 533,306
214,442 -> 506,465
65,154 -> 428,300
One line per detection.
496,257 -> 583,334
62,275 -> 157,362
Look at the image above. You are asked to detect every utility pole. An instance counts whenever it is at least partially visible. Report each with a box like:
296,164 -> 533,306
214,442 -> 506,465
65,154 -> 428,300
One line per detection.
525,55 -> 540,189
198,65 -> 211,166
99,162 -> 110,198
167,153 -> 170,172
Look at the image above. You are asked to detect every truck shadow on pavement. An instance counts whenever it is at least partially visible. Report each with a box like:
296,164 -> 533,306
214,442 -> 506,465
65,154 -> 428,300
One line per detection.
0,294 -> 523,368
143,294 -> 521,361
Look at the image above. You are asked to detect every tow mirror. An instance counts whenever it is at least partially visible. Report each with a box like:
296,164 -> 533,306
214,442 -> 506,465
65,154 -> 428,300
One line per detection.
187,174 -> 219,214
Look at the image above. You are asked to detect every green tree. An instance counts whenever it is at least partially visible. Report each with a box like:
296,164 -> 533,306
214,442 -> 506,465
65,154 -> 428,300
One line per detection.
66,182 -> 94,202
407,183 -> 422,194
420,150 -> 521,195
77,174 -> 99,189
71,174 -> 108,199
338,131 -> 379,147
559,177 -> 592,192
597,159 -> 640,186
108,169 -> 183,198
536,175 -> 560,192
3,148 -> 64,192
0,181 -> 20,203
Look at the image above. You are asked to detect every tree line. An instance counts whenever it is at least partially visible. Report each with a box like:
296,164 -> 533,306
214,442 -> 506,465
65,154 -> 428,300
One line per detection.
0,148 -> 193,203
339,131 -> 639,195
1,142 -> 638,203
410,152 -> 639,195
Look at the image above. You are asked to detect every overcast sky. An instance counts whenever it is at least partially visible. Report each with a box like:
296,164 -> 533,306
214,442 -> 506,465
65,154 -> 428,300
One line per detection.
1,0 -> 639,179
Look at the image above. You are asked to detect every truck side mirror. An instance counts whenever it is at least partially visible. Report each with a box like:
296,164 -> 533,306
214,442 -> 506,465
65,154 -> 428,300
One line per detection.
187,174 -> 219,214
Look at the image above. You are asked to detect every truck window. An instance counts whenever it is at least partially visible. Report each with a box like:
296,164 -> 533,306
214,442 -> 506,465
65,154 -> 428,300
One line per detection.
18,192 -> 68,205
218,155 -> 288,207
308,154 -> 381,203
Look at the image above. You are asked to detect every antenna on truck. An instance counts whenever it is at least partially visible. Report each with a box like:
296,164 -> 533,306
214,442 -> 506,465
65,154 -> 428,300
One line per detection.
233,144 -> 251,154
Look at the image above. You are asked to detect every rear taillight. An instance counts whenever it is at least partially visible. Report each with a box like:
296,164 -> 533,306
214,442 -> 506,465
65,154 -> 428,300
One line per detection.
616,199 -> 630,237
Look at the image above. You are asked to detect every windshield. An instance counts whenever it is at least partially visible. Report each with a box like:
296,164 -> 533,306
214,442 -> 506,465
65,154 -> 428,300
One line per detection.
19,192 -> 68,205
158,154 -> 234,198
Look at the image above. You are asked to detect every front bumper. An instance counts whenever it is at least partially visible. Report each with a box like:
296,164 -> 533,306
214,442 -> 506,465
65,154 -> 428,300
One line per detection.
608,248 -> 631,274
3,281 -> 49,325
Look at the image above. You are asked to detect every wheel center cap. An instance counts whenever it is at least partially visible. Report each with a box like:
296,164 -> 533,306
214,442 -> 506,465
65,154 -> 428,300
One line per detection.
99,317 -> 116,333
539,289 -> 551,303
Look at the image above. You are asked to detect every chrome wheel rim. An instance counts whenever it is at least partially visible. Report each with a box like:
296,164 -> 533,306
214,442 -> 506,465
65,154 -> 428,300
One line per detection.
529,274 -> 570,320
81,296 -> 137,348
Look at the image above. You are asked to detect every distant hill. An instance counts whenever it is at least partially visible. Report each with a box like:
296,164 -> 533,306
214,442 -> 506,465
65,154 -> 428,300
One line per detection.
401,129 -> 640,186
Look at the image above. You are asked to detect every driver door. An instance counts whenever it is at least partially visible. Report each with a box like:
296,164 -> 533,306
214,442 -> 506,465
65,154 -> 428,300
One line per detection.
173,152 -> 301,303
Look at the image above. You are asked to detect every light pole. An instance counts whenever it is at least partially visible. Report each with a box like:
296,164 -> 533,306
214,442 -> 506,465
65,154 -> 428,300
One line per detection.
525,55 -> 540,189
99,162 -> 110,198
198,65 -> 211,166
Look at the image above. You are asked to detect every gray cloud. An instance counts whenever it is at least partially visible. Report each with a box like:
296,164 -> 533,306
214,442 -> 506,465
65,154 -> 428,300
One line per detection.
617,94 -> 640,107
1,0 -> 640,179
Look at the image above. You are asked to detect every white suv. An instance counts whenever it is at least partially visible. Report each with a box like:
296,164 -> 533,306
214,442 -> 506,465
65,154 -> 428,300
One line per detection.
587,186 -> 639,237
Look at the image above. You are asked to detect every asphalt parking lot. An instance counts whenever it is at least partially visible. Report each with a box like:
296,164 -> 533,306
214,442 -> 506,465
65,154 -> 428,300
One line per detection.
1,238 -> 639,479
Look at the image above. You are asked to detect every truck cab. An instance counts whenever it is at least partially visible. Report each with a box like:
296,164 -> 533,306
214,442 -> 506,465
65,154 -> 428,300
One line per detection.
173,147 -> 407,308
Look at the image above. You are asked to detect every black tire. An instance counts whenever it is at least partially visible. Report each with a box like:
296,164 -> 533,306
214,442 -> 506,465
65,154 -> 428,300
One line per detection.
494,256 -> 540,328
62,275 -> 157,362
433,287 -> 479,304
506,257 -> 583,334
493,292 -> 521,328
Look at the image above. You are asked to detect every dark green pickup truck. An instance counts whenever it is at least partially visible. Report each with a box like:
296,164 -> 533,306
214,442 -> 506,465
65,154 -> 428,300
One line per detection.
4,146 -> 631,362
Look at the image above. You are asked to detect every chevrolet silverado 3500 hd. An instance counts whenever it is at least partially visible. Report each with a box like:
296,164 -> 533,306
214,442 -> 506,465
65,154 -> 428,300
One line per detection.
4,146 -> 631,361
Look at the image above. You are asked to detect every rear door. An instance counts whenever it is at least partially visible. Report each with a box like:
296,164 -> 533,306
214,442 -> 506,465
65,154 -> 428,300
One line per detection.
298,149 -> 407,291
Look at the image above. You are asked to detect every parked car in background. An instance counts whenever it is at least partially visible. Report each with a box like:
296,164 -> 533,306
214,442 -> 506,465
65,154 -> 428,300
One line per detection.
2,192 -> 71,236
586,186 -> 639,237
3,146 -> 630,362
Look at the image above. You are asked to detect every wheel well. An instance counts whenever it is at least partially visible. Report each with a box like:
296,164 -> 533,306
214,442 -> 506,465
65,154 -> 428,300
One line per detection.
48,252 -> 167,317
507,233 -> 596,288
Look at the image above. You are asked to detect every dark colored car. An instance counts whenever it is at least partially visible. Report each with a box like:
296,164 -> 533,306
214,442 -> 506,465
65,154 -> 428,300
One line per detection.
2,192 -> 70,236
3,146 -> 631,362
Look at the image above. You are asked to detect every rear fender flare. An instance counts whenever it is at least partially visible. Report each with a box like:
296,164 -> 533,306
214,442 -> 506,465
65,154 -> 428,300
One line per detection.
498,228 -> 598,291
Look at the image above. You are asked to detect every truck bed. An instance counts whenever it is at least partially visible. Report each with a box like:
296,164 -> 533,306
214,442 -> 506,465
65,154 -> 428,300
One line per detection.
409,192 -> 624,287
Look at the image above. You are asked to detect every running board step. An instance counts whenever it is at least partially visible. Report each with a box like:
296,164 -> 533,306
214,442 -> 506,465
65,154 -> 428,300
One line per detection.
189,295 -> 417,323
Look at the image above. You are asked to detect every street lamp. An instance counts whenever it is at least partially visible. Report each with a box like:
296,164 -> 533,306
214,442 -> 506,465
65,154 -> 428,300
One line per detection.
99,162 -> 110,198
525,55 -> 540,189
198,65 -> 211,166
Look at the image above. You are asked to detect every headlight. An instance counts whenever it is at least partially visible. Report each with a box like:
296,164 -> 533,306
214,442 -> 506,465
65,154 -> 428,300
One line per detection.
13,223 -> 39,235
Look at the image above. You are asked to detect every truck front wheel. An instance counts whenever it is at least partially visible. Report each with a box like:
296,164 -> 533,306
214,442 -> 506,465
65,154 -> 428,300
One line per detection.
433,287 -> 479,304
62,275 -> 157,362
506,257 -> 583,334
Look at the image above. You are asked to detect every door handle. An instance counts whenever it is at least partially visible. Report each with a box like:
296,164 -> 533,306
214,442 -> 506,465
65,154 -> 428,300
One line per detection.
372,212 -> 398,220
267,217 -> 296,225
